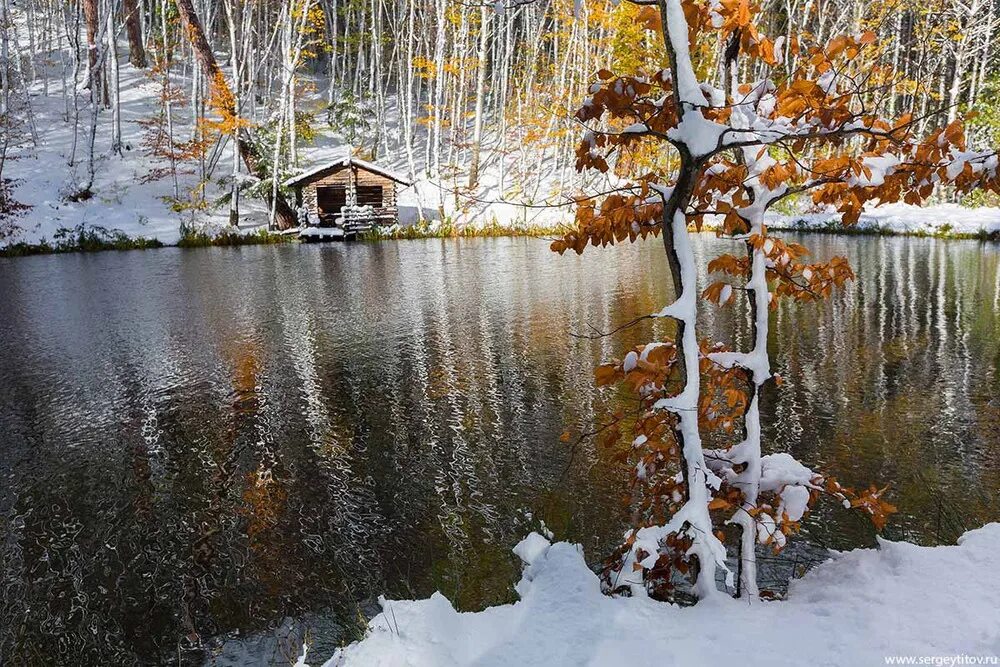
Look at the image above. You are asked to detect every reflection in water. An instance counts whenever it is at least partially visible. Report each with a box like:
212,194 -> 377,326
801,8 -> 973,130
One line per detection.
0,236 -> 998,664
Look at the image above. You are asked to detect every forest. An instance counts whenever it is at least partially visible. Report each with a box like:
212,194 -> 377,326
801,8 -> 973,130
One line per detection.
1,0 -> 999,243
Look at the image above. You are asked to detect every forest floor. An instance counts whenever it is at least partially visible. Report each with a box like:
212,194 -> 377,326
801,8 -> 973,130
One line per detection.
323,524 -> 1000,667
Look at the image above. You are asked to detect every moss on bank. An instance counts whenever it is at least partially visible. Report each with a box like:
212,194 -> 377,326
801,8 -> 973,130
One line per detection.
0,224 -> 297,257
382,217 -> 1000,242
7,215 -> 999,258
2,222 -> 298,257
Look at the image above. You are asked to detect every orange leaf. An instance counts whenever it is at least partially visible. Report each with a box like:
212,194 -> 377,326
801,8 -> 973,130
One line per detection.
708,497 -> 731,511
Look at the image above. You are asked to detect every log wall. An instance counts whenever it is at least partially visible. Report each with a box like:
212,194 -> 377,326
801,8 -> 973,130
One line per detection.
297,166 -> 398,226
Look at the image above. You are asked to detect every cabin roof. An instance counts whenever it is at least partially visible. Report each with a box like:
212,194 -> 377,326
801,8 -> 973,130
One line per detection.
283,157 -> 412,188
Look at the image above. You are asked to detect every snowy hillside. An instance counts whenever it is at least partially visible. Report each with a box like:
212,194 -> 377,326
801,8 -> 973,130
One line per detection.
5,57 -> 998,247
10,66 -> 227,245
4,42 -> 590,249
4,63 -> 584,247
8,67 -> 999,247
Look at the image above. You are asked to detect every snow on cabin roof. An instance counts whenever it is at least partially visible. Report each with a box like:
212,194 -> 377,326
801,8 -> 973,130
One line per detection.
282,157 -> 412,188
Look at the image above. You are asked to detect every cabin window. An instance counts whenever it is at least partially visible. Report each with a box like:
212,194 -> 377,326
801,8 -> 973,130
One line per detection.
316,186 -> 347,222
356,185 -> 383,207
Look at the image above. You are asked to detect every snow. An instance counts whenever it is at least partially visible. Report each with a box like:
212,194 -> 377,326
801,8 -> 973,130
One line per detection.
663,0 -> 704,105
284,157 -> 412,187
852,154 -> 901,187
759,452 -> 816,492
3,55 -> 579,248
649,211 -> 730,598
667,110 -> 728,157
325,523 -> 1000,667
3,60 -> 335,246
777,484 -> 811,522
817,69 -> 837,94
299,226 -> 345,240
6,67 -> 205,245
756,511 -> 783,547
768,202 -> 1000,237
512,532 -> 552,567
623,350 -> 639,372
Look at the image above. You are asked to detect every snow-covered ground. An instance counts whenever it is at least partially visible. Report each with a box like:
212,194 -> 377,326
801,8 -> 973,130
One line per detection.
5,56 -> 999,248
6,65 -> 261,245
3,57 -> 575,247
323,524 -> 1000,666
768,202 -> 1000,238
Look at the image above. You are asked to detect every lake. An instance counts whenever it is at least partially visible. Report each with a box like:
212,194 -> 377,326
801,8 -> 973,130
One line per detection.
1,235 -> 998,665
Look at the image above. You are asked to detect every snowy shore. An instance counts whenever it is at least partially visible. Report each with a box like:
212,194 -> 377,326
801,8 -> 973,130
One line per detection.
7,196 -> 1000,250
767,202 -> 1000,239
324,524 -> 1000,666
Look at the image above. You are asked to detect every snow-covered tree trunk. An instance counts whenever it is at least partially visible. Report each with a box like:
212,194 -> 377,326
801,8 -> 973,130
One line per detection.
630,0 -> 734,600
0,0 -> 10,116
468,5 -> 489,189
107,2 -> 122,154
651,210 -> 729,599
431,0 -> 445,183
223,0 -> 242,225
706,198 -> 771,598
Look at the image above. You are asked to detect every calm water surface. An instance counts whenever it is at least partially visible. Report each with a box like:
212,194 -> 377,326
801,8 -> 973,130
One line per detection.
1,235 -> 999,664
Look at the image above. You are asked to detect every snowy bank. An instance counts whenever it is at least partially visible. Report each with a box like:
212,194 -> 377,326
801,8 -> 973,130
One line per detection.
6,55 -> 997,248
768,203 -> 1000,238
326,525 -> 1000,666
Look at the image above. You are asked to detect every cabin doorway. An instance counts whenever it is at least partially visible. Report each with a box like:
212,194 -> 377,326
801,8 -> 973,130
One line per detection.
316,186 -> 347,225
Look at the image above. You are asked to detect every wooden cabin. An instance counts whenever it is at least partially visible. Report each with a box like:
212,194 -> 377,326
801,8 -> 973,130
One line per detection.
283,157 -> 412,238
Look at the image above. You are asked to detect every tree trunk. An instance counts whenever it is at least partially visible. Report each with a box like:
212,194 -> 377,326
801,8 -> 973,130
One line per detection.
468,6 -> 489,189
0,0 -> 10,116
122,0 -> 147,68
81,0 -> 99,80
223,0 -> 242,226
173,0 -> 297,229
107,6 -> 122,153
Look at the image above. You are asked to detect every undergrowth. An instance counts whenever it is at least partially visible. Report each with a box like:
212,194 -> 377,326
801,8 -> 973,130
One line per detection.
363,218 -> 557,240
0,223 -> 163,257
176,223 -> 295,247
773,218 -> 1000,240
